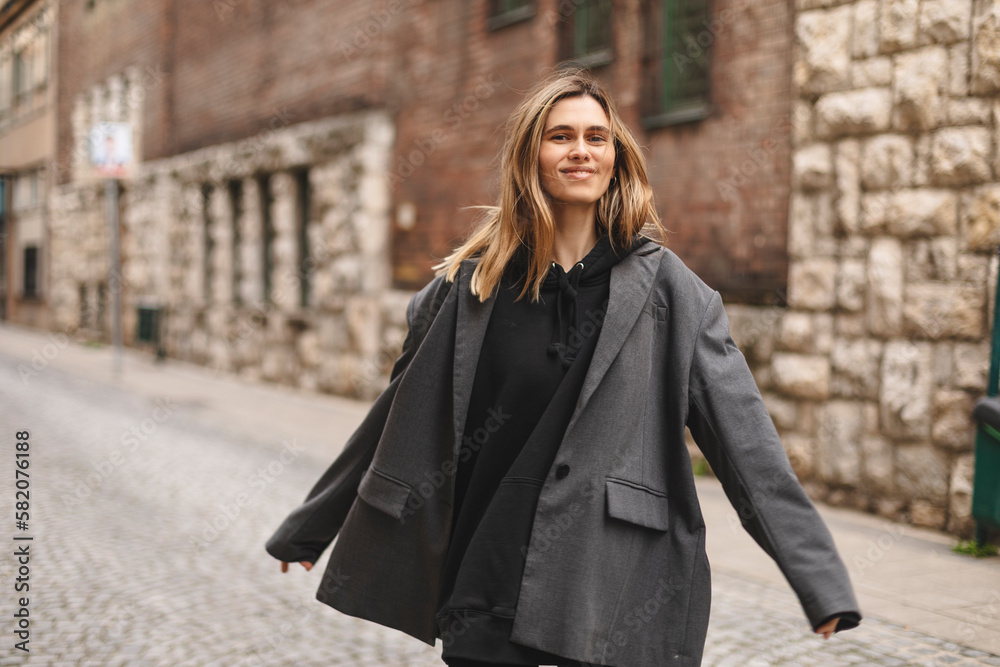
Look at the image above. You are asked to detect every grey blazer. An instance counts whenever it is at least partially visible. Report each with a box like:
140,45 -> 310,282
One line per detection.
265,243 -> 860,666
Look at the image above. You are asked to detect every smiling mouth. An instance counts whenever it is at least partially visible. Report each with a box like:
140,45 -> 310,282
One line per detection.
562,169 -> 595,179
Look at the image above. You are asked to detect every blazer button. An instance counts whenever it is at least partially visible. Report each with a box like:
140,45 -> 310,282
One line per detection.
555,464 -> 570,479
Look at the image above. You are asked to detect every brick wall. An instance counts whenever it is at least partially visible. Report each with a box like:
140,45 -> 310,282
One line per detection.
55,0 -> 167,181
386,0 -> 794,301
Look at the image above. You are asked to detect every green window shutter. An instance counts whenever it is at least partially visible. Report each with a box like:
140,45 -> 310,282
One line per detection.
495,0 -> 530,13
647,0 -> 712,127
572,0 -> 613,63
489,0 -> 534,30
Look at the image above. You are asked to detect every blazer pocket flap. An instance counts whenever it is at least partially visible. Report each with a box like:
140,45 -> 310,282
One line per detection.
605,478 -> 670,531
357,468 -> 411,520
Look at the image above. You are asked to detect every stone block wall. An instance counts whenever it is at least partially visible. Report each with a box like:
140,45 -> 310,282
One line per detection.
50,110 -> 412,400
726,0 -> 1000,535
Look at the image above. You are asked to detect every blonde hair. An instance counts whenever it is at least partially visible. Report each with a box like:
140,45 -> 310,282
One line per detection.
432,68 -> 667,303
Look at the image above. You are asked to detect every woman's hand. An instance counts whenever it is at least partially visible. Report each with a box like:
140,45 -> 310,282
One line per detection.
815,617 -> 839,639
280,561 -> 313,573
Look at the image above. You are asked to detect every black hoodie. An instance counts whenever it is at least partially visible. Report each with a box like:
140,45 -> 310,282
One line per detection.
435,232 -> 653,665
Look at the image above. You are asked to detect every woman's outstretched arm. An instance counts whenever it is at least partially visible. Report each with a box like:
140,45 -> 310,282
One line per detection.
686,290 -> 862,634
265,274 -> 453,567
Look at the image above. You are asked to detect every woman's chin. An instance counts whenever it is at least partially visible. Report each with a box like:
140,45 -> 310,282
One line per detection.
544,191 -> 605,207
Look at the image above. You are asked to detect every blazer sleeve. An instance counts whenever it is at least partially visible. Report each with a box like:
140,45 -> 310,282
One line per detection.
264,274 -> 452,565
685,290 -> 862,633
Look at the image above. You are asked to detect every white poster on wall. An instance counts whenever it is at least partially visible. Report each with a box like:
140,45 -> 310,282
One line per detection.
89,122 -> 133,179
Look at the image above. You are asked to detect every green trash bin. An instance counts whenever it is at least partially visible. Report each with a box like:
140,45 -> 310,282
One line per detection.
135,304 -> 167,361
971,253 -> 1000,546
972,397 -> 1000,543
136,306 -> 160,344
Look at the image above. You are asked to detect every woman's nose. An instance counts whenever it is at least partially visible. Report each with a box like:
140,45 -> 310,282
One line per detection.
568,137 -> 590,159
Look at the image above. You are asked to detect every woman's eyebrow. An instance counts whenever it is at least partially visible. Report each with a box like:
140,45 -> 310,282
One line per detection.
544,124 -> 611,134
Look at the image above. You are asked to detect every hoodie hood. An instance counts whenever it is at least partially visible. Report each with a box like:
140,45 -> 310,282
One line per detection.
535,232 -> 654,368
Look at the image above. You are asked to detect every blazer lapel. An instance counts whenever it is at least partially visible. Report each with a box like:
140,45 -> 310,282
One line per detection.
449,247 -> 661,455
574,245 -> 661,415
451,258 -> 496,456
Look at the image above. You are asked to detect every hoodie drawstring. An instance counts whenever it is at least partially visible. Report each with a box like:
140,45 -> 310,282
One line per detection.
546,260 -> 585,368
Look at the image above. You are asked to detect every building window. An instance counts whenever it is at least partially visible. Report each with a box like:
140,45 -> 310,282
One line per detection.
30,28 -> 49,93
488,0 -> 534,31
22,246 -> 38,299
1,11 -> 51,123
78,283 -> 89,328
560,0 -> 613,68
228,180 -> 243,306
0,53 -> 11,121
11,29 -> 47,100
293,169 -> 311,309
201,184 -> 214,303
0,178 -> 6,304
97,282 -> 107,334
642,0 -> 713,128
257,174 -> 274,303
11,169 -> 43,212
12,50 -> 27,102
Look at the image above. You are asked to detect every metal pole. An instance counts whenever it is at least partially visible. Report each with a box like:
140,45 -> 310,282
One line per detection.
106,178 -> 123,377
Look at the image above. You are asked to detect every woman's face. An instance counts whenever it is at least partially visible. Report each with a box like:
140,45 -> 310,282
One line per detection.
538,95 -> 616,207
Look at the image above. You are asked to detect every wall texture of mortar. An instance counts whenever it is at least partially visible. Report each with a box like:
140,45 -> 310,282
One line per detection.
726,0 -> 1000,536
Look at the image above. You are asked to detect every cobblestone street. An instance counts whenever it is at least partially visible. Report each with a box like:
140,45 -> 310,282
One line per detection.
1,339 -> 999,666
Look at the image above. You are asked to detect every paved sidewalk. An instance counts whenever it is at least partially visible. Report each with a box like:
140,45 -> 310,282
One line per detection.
2,321 -> 999,665
699,480 -> 1000,659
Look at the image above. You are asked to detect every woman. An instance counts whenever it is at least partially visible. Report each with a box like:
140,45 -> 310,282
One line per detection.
266,69 -> 861,667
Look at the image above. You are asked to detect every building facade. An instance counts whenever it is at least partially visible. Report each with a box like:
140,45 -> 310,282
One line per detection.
47,0 -> 794,388
0,0 -> 56,327
25,0 -> 1000,536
